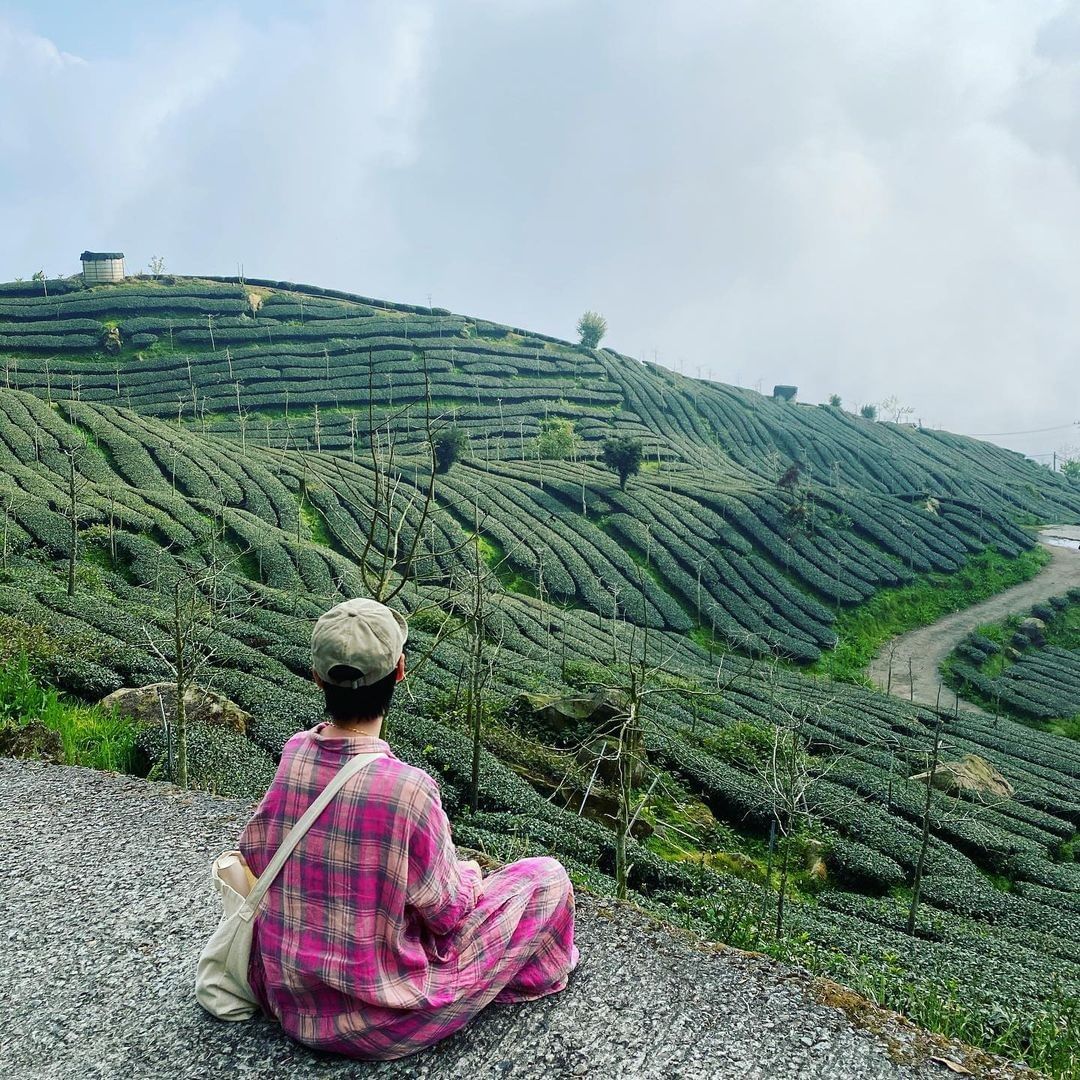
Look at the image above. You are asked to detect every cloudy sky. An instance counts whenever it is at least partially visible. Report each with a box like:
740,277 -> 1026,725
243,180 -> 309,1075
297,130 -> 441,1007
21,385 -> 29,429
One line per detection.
2,0 -> 1079,463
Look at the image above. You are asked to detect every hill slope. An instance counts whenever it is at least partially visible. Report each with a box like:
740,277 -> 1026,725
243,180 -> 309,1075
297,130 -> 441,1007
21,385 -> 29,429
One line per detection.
1,275 -> 1078,1075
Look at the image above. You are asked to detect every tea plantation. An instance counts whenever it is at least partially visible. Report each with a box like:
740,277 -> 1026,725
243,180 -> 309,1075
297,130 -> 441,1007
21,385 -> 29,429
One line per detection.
944,591 -> 1080,737
1,276 -> 1079,1075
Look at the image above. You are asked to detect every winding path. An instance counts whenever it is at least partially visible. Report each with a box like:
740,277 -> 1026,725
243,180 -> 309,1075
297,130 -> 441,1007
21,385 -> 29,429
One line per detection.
867,526 -> 1080,712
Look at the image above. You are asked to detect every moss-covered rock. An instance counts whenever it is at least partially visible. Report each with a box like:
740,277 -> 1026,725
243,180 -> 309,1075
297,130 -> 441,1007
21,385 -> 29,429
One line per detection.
101,682 -> 252,735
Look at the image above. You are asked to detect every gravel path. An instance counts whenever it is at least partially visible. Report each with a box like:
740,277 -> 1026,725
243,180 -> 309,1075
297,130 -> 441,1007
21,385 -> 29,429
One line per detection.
867,529 -> 1080,712
1,759 -> 1042,1080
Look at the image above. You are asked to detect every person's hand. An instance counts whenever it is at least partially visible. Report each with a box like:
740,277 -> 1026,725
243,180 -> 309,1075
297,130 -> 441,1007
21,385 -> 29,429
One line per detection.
461,859 -> 483,902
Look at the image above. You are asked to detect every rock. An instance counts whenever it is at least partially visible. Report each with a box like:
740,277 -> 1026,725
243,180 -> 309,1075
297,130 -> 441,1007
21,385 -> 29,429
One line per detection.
910,754 -> 1013,800
100,683 -> 250,735
519,690 -> 630,736
0,721 -> 64,764
1017,618 -> 1046,646
518,690 -> 649,830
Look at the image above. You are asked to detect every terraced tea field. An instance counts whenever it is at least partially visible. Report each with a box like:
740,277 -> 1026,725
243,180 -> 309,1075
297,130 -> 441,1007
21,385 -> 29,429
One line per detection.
869,535 -> 1080,712
1,275 -> 1079,1074
944,587 -> 1080,738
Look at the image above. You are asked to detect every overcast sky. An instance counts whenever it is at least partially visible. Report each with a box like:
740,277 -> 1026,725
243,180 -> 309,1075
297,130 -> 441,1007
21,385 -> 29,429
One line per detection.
2,0 -> 1079,462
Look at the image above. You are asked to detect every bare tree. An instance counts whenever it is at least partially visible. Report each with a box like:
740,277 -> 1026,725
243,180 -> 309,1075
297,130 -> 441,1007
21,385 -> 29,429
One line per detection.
63,443 -> 89,597
450,497 -> 507,813
142,535 -> 255,789
751,686 -> 845,937
906,712 -> 944,935
879,394 -> 915,424
0,485 -> 16,570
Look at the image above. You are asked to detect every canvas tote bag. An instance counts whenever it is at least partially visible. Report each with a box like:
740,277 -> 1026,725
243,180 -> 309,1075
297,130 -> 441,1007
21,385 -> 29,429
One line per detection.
195,751 -> 384,1021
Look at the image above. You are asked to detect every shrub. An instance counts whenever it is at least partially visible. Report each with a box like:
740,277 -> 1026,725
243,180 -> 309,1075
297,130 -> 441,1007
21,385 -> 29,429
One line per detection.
433,426 -> 468,473
576,311 -> 607,349
600,435 -> 643,491
535,418 -> 577,460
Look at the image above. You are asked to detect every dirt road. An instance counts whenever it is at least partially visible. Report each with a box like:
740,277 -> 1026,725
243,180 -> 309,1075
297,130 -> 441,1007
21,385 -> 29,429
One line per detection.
867,527 -> 1080,713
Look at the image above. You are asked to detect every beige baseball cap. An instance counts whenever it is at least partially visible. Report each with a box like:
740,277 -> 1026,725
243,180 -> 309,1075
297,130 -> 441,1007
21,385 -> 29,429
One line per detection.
311,598 -> 408,688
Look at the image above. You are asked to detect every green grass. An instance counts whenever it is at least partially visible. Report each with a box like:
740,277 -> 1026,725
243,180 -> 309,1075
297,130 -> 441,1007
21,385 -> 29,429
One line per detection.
298,501 -> 334,547
810,545 -> 1051,683
0,655 -> 138,772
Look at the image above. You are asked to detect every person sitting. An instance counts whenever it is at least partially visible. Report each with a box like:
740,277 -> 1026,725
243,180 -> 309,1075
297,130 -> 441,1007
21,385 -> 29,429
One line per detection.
237,597 -> 579,1061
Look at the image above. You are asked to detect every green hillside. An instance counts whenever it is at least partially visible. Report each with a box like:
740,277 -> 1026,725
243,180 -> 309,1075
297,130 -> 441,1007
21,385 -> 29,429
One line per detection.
1,275 -> 1079,1075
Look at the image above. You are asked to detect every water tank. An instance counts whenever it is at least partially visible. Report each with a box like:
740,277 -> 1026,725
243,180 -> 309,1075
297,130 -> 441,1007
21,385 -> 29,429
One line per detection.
80,251 -> 125,283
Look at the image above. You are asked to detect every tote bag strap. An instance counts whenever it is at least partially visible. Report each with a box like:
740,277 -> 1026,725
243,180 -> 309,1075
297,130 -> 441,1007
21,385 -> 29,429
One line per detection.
238,751 -> 384,922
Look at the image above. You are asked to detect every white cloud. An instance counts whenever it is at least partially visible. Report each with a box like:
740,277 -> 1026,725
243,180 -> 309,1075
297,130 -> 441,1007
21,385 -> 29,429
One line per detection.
2,0 -> 1079,458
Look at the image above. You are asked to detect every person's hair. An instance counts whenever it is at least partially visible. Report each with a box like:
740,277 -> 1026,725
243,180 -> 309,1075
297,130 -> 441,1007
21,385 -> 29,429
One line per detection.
321,665 -> 398,724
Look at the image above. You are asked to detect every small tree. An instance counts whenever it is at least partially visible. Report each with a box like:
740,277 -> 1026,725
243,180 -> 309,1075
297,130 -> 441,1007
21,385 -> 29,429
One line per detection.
859,403 -> 877,420
906,712 -> 944,935
601,435 -> 643,491
828,394 -> 842,407
433,426 -> 468,473
149,255 -> 166,278
0,485 -> 15,570
1062,458 -> 1080,483
880,394 -> 914,424
61,433 -> 90,597
452,499 -> 507,813
535,417 -> 577,460
752,696 -> 840,938
577,311 -> 607,349
777,461 -> 802,490
143,559 -> 250,789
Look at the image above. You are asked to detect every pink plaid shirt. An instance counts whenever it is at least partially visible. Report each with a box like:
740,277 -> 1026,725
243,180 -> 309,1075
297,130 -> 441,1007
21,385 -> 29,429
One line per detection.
237,725 -> 578,1060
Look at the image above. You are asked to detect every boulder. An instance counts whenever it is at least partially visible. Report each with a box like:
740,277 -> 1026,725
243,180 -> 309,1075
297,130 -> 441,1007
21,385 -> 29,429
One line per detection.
100,683 -> 250,735
518,690 -> 650,827
0,721 -> 64,764
910,753 -> 1013,800
518,689 -> 630,737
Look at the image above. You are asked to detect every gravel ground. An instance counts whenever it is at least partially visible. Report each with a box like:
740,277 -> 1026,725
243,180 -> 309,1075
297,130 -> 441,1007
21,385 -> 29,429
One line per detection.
0,759 -> 1042,1080
867,531 -> 1080,712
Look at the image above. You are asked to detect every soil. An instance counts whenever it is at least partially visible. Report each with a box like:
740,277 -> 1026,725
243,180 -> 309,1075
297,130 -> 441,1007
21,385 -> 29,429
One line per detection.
867,527 -> 1080,713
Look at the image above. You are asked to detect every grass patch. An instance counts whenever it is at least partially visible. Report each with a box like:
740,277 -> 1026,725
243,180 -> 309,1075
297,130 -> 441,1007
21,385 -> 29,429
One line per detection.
810,545 -> 1051,683
0,655 -> 137,772
299,501 -> 333,547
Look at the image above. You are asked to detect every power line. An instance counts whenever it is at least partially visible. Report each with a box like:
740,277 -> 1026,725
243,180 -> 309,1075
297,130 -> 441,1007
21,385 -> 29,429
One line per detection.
965,420 -> 1079,437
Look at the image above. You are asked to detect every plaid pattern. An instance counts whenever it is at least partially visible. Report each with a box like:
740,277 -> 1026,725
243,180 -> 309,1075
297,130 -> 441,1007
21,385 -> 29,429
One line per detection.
237,725 -> 579,1061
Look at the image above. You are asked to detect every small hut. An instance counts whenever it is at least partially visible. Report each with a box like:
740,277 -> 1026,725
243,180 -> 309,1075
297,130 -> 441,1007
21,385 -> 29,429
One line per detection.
80,251 -> 125,283
772,384 -> 798,403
